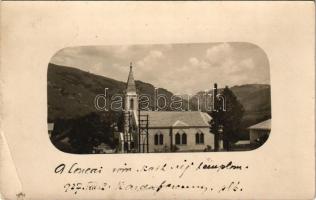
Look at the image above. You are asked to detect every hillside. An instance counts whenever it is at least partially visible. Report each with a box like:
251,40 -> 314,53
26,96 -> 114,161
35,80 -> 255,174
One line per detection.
191,84 -> 270,126
48,63 -> 181,121
230,84 -> 271,128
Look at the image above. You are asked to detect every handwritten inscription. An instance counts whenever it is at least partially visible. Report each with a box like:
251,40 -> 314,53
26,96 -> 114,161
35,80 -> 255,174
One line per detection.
55,159 -> 249,195
63,180 -> 243,195
64,181 -> 111,195
55,163 -> 103,174
113,159 -> 247,178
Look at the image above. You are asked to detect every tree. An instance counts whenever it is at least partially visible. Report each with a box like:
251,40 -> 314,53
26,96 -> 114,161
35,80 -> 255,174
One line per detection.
75,112 -> 119,153
116,111 -> 125,132
52,111 -> 118,154
209,86 -> 244,151
209,110 -> 222,151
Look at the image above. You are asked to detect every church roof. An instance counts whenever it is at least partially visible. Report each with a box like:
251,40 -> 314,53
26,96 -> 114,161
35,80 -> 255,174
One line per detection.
248,119 -> 271,130
139,111 -> 211,128
126,63 -> 136,93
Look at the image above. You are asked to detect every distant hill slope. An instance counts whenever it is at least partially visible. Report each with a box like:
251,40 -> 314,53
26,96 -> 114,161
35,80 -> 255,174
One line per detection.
48,63 -> 178,121
189,85 -> 271,130
230,84 -> 271,128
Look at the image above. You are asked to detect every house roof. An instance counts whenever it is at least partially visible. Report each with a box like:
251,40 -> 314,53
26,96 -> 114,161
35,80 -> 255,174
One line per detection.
248,119 -> 271,130
138,111 -> 211,128
126,63 -> 136,93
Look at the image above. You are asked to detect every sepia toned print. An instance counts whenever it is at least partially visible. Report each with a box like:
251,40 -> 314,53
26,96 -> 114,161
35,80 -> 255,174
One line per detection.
1,2 -> 314,200
48,43 -> 271,154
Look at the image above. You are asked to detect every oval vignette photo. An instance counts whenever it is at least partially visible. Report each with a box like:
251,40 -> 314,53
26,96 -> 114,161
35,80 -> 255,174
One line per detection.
47,43 -> 271,154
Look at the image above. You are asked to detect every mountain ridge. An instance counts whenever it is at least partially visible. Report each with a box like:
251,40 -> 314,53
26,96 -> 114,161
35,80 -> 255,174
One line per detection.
48,63 -> 271,129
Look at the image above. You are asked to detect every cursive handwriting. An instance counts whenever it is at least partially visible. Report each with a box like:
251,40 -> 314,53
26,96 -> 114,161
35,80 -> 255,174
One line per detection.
112,159 -> 247,178
56,159 -> 249,196
55,163 -> 103,174
63,180 -> 244,195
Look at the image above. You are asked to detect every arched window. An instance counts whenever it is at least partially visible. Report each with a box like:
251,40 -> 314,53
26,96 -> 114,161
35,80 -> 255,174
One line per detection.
195,133 -> 200,144
130,98 -> 134,110
175,133 -> 181,145
200,133 -> 204,144
159,134 -> 164,145
182,133 -> 187,145
154,134 -> 158,145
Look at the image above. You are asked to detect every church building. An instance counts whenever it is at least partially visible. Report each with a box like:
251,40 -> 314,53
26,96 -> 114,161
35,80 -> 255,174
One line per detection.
119,63 -> 215,153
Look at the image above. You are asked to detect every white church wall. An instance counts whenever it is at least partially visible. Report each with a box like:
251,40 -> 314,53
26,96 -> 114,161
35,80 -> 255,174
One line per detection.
147,128 -> 214,153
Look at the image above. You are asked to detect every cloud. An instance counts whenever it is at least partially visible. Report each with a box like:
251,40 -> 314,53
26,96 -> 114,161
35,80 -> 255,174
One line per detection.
188,57 -> 210,70
189,57 -> 199,66
205,43 -> 233,66
221,58 -> 255,75
50,43 -> 268,94
136,50 -> 164,67
239,58 -> 255,70
148,50 -> 164,58
186,43 -> 235,71
187,43 -> 255,76
181,43 -> 257,93
112,45 -> 131,58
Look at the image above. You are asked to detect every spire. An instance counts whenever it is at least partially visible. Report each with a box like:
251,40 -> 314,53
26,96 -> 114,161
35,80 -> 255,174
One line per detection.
126,62 -> 136,93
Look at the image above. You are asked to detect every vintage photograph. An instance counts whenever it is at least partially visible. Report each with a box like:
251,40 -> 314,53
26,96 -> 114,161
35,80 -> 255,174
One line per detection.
1,2 -> 314,200
47,43 -> 271,154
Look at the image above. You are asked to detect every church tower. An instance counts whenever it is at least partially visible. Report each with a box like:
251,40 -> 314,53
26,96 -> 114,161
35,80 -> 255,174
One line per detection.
125,62 -> 138,112
123,62 -> 138,146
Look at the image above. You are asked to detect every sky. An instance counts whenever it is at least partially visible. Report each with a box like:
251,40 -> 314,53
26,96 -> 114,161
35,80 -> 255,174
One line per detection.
50,42 -> 270,94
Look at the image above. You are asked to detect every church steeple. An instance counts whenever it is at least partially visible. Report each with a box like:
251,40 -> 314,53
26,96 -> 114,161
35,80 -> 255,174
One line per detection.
125,62 -> 138,113
126,62 -> 136,93
123,62 -> 138,153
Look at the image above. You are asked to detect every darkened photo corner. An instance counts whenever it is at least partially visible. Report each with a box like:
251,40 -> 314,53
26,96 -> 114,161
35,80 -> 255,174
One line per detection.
47,43 -> 271,154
